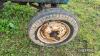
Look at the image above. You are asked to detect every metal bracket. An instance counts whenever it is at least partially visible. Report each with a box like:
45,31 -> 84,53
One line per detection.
29,3 -> 58,10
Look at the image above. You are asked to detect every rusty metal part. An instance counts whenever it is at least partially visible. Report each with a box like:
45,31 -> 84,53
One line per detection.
37,20 -> 71,44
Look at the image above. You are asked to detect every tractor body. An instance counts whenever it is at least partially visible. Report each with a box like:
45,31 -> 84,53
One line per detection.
1,0 -> 69,10
5,0 -> 69,4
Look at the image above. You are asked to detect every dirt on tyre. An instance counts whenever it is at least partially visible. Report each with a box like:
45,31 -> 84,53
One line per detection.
28,8 -> 79,47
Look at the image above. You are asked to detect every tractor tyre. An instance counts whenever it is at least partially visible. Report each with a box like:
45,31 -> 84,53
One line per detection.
28,8 -> 79,47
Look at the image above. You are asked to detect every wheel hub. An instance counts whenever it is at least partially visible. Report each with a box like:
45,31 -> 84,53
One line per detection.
37,20 -> 71,44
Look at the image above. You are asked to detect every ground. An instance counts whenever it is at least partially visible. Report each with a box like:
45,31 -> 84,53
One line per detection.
0,0 -> 100,56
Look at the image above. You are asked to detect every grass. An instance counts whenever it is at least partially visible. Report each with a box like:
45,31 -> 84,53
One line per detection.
0,0 -> 100,56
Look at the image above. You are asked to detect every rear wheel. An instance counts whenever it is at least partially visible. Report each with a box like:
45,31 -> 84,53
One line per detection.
28,8 -> 79,47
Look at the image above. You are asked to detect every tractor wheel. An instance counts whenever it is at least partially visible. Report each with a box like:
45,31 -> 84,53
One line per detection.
28,8 -> 79,47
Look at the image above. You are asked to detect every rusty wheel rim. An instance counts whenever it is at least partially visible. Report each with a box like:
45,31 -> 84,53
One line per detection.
37,20 -> 71,44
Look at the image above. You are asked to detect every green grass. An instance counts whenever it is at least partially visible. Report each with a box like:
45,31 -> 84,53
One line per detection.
0,0 -> 100,56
